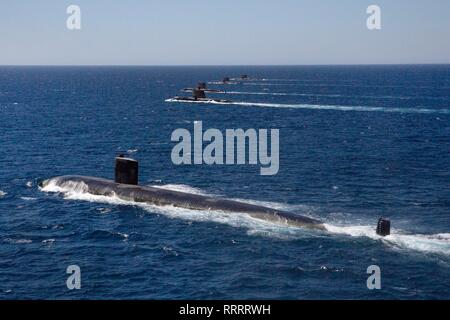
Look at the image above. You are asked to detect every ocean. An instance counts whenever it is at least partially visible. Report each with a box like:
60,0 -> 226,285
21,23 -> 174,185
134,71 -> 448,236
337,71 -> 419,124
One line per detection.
0,65 -> 449,299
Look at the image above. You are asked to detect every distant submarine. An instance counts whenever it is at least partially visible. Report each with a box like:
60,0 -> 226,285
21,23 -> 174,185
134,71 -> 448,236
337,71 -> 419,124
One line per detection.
40,157 -> 391,236
172,82 -> 231,103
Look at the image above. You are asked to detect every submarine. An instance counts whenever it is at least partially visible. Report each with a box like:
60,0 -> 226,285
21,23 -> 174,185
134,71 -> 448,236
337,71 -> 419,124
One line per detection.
40,156 -> 392,236
171,85 -> 231,103
40,156 -> 324,230
182,82 -> 225,94
223,76 -> 252,84
205,77 -> 238,85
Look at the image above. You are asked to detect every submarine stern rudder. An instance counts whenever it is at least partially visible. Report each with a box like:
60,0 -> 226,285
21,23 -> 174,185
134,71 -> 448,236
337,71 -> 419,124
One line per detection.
376,218 -> 391,237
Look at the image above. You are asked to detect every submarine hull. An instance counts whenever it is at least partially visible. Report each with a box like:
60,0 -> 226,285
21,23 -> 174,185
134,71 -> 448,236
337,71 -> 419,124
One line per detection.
170,96 -> 232,103
41,175 -> 325,230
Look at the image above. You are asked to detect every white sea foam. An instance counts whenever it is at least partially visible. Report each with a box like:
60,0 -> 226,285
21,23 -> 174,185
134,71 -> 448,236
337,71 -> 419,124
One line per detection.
243,82 -> 448,90
225,91 -> 343,98
325,224 -> 450,255
260,78 -> 365,83
165,99 -> 450,115
117,232 -> 129,241
259,78 -> 450,86
0,190 -> 6,198
20,197 -> 37,201
42,180 -> 89,195
151,184 -> 215,196
40,180 -> 450,255
4,238 -> 33,244
223,91 -> 438,101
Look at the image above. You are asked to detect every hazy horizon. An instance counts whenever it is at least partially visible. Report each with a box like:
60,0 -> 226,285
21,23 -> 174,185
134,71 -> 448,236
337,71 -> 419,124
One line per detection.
1,0 -> 449,65
1,63 -> 450,67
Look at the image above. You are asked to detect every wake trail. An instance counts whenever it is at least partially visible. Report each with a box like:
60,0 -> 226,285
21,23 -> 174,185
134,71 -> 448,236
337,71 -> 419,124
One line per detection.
242,82 -> 450,90
40,181 -> 450,256
325,224 -> 450,256
165,99 -> 450,115
255,78 -> 450,85
222,91 -> 448,101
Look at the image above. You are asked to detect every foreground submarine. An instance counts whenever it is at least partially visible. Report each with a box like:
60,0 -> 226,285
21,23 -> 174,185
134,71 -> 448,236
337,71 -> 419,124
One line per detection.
40,156 -> 391,235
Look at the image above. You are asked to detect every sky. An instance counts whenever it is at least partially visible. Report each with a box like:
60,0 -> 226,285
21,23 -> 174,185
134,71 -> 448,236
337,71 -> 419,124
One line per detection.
1,0 -> 449,65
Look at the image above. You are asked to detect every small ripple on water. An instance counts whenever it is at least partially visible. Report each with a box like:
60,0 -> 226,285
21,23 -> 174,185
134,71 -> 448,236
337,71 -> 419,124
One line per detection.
3,238 -> 33,244
20,197 -> 37,201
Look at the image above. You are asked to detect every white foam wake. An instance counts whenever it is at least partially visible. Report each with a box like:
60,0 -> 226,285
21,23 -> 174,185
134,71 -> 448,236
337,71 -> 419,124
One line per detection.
223,91 -> 444,101
40,180 -> 450,255
0,190 -> 6,198
260,78 -> 356,83
325,224 -> 450,255
166,98 -> 450,115
225,91 -> 344,98
243,82 -> 449,90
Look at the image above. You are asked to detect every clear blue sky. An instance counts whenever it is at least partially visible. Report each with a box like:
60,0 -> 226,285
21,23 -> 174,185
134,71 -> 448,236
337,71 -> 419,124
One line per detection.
1,0 -> 449,65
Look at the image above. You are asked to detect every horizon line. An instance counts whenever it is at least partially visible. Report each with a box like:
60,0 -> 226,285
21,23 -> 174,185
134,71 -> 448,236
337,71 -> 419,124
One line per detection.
1,63 -> 449,67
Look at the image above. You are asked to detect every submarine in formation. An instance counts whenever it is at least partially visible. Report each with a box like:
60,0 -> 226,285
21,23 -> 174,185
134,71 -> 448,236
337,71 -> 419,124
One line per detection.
40,156 -> 392,236
172,82 -> 231,103
170,75 -> 252,102
182,82 -> 225,94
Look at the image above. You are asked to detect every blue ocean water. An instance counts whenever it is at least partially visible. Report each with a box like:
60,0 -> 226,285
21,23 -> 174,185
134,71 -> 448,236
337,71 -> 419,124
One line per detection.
0,65 -> 449,299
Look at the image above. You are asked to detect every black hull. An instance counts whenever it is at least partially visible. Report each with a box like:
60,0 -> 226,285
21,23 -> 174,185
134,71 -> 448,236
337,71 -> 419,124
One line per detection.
41,175 -> 325,230
170,96 -> 232,103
